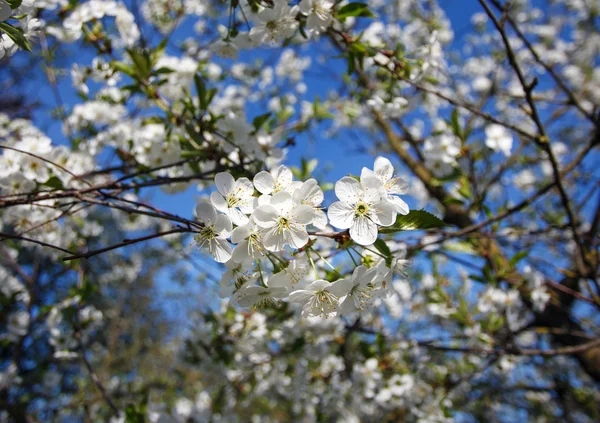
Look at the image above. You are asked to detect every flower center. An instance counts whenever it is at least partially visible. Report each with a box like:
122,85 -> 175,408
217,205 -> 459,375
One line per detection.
350,285 -> 373,310
277,216 -> 290,232
309,289 -> 338,317
194,226 -> 217,250
226,193 -> 240,207
355,202 -> 369,217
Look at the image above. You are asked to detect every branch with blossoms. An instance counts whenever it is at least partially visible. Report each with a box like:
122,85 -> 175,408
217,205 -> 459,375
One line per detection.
190,157 -> 442,317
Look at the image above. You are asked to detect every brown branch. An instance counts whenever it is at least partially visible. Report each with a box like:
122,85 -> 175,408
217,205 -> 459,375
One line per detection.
0,232 -> 75,255
62,227 -> 191,261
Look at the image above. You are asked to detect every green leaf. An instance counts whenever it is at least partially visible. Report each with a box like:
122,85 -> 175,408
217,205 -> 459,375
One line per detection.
373,238 -> 391,257
509,251 -> 528,267
379,210 -> 447,233
127,48 -> 151,79
0,21 -> 31,51
7,0 -> 22,8
150,38 -> 168,67
110,61 -> 137,78
252,112 -> 271,132
42,176 -> 64,190
194,74 -> 209,110
125,404 -> 145,423
457,175 -> 472,199
336,2 -> 375,19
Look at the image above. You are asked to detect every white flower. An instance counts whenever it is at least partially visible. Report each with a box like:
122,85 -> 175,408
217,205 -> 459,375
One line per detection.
249,0 -> 299,45
219,260 -> 257,298
210,39 -> 239,59
252,191 -> 313,251
298,0 -> 333,35
253,165 -> 300,199
485,124 -> 513,156
0,172 -> 35,195
289,279 -> 349,318
361,156 -> 409,215
230,220 -> 266,263
194,202 -> 233,263
234,280 -> 289,309
210,172 -> 255,226
327,176 -> 396,245
0,0 -> 12,23
423,133 -> 461,164
336,265 -> 381,315
268,258 -> 310,289
292,178 -> 327,228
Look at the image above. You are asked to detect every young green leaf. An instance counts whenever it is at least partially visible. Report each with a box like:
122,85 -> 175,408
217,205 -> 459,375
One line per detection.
373,238 -> 391,258
252,112 -> 271,132
336,3 -> 375,19
379,210 -> 447,233
0,21 -> 31,51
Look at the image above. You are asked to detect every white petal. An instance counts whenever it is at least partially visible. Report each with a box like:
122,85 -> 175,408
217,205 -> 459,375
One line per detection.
227,207 -> 250,226
270,191 -> 293,214
231,225 -> 251,244
214,214 -> 233,235
374,156 -> 394,181
288,289 -> 314,304
327,201 -> 355,229
195,202 -> 217,224
312,209 -> 328,229
360,167 -> 377,181
329,278 -> 353,297
286,227 -> 308,249
361,176 -> 384,203
388,196 -> 409,215
350,216 -> 378,245
293,205 -> 315,225
235,177 -> 254,197
335,176 -> 360,203
210,192 -> 229,213
253,171 -> 274,194
215,172 -> 235,196
307,279 -> 330,291
298,0 -> 312,15
373,200 -> 397,226
232,240 -> 255,263
257,194 -> 272,206
253,205 -> 278,228
210,237 -> 232,263
263,227 -> 286,252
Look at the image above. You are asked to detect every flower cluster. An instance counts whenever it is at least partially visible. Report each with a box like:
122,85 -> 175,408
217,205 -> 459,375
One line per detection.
194,157 -> 410,317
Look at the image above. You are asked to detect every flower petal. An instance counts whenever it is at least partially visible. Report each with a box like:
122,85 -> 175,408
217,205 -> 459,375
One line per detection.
374,156 -> 394,181
196,202 -> 217,224
231,224 -> 251,244
286,226 -> 308,249
253,171 -> 274,194
293,205 -> 315,225
253,205 -> 278,228
270,191 -> 293,214
388,195 -> 409,215
327,201 -> 354,229
335,176 -> 360,203
372,200 -> 397,226
210,191 -> 228,213
350,216 -> 378,245
215,172 -> 235,196
227,206 -> 250,227
214,214 -> 233,235
210,237 -> 232,263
